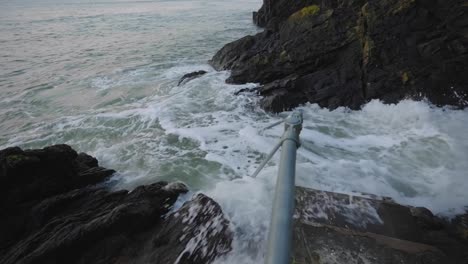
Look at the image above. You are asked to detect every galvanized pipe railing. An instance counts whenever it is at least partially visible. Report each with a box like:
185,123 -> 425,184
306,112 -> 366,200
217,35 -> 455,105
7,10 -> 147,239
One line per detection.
264,111 -> 303,264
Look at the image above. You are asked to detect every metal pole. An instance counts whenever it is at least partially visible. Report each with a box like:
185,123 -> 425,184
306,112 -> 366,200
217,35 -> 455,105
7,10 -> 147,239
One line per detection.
265,111 -> 302,264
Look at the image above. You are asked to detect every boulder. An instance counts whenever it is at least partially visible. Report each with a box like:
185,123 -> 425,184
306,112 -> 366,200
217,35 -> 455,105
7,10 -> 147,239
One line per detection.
0,144 -> 115,207
211,0 -> 468,112
0,145 -> 233,264
293,186 -> 468,264
178,70 -> 208,86
135,193 -> 233,264
447,211 -> 468,241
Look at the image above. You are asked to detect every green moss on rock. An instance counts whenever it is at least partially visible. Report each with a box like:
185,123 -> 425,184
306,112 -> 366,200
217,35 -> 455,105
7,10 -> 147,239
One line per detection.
5,154 -> 34,167
362,37 -> 374,65
6,155 -> 27,163
461,228 -> 468,239
253,54 -> 270,65
402,71 -> 410,84
392,0 -> 416,14
289,5 -> 320,20
279,50 -> 290,62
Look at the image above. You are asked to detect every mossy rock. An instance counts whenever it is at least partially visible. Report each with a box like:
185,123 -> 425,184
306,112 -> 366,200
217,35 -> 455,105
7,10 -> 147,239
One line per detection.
402,71 -> 410,84
362,37 -> 375,65
289,5 -> 320,21
461,228 -> 468,239
6,154 -> 27,163
279,50 -> 290,62
253,54 -> 270,65
5,154 -> 38,167
392,0 -> 416,14
455,214 -> 468,239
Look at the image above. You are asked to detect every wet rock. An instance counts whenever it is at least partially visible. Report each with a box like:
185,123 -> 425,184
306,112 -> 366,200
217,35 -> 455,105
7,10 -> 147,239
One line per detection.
163,181 -> 190,192
76,152 -> 98,168
0,145 -> 233,264
449,212 -> 468,240
0,144 -> 115,207
211,0 -> 468,112
411,207 -> 444,230
178,70 -> 208,86
294,186 -> 468,264
136,194 -> 233,264
210,36 -> 256,71
295,187 -> 423,242
234,87 -> 259,95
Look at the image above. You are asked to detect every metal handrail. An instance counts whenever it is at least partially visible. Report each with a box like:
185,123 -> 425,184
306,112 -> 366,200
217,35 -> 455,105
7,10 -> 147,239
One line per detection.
260,111 -> 303,264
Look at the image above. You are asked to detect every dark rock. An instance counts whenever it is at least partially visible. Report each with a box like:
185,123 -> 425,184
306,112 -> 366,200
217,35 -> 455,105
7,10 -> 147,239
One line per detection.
0,145 -> 233,264
253,0 -> 319,29
0,144 -> 115,207
76,152 -> 98,169
294,186 -> 468,264
448,211 -> 468,240
431,212 -> 468,262
294,222 -> 446,264
211,0 -> 468,112
135,194 -> 232,263
295,186 -> 423,242
234,87 -> 260,95
411,207 -> 444,230
178,70 -> 208,86
210,36 -> 257,71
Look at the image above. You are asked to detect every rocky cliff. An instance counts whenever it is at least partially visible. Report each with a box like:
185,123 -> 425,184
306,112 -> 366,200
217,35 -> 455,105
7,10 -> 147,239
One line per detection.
0,145 -> 232,264
211,0 -> 468,112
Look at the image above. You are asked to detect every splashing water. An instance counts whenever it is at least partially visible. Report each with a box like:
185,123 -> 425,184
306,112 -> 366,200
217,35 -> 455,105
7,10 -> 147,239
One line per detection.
1,0 -> 467,262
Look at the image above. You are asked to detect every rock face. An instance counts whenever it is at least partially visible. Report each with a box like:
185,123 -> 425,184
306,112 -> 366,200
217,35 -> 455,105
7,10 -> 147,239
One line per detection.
294,187 -> 468,264
211,0 -> 468,112
0,145 -> 232,264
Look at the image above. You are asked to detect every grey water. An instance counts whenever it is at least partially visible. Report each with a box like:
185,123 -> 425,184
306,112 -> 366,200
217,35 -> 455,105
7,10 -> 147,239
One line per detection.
1,0 -> 468,262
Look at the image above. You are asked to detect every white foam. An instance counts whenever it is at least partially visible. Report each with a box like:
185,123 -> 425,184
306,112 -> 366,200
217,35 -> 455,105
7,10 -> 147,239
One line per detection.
3,62 -> 468,263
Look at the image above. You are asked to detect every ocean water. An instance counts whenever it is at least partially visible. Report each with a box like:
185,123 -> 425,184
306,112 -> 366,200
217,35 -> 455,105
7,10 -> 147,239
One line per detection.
1,0 -> 467,262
